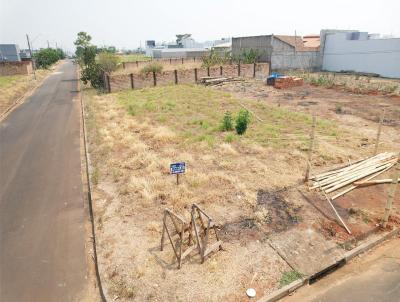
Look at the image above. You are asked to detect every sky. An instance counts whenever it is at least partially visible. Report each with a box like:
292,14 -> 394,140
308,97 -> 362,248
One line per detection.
1,0 -> 400,52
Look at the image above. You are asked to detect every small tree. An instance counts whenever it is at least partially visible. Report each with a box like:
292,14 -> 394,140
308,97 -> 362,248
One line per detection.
235,109 -> 250,135
220,111 -> 233,131
97,52 -> 119,73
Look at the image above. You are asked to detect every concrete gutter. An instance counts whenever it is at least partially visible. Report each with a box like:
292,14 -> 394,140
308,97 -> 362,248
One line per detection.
257,228 -> 399,302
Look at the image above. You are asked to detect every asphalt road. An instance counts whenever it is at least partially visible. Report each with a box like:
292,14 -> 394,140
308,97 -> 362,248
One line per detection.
283,237 -> 400,302
0,61 -> 87,301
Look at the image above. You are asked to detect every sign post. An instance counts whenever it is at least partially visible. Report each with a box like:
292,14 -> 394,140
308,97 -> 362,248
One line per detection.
170,162 -> 186,185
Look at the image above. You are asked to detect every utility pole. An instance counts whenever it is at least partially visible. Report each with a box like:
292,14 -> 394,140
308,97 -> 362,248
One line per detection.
47,40 -> 50,48
26,34 -> 36,80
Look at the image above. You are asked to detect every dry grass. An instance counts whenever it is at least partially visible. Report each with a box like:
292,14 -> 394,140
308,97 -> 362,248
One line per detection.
286,70 -> 400,95
83,82 -> 395,301
114,61 -> 202,75
0,68 -> 53,115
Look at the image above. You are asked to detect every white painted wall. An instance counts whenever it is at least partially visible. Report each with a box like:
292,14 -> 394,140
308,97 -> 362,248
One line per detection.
322,33 -> 400,78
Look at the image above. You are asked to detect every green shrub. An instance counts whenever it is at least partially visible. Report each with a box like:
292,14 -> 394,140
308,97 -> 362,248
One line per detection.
220,111 -> 233,131
140,62 -> 163,75
235,109 -> 250,135
34,48 -> 64,69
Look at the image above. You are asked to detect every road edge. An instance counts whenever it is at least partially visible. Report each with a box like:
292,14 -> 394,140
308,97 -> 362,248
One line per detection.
78,69 -> 106,301
257,227 -> 399,302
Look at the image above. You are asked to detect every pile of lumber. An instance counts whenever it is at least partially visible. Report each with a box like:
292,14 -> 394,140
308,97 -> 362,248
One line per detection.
274,76 -> 303,89
200,76 -> 243,86
310,152 -> 398,200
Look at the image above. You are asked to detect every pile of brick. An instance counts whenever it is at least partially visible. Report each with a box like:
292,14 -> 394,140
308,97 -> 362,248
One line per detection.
273,76 -> 303,89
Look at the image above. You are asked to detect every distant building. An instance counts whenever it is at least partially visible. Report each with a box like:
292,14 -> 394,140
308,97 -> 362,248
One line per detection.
152,48 -> 209,59
232,34 -> 320,70
322,31 -> 400,78
212,41 -> 232,56
0,44 -> 21,62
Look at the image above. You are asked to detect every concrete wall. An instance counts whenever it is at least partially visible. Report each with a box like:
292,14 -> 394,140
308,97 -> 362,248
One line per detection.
232,35 -> 272,62
322,33 -> 400,78
0,61 -> 33,76
271,37 -> 320,70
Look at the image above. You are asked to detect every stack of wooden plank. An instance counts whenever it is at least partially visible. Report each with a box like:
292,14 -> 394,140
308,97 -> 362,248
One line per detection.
310,152 -> 398,200
274,76 -> 303,89
200,76 -> 242,86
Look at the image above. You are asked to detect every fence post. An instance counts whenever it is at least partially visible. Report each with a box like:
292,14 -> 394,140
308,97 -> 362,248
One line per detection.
136,61 -> 138,68
153,71 -> 157,86
174,69 -> 178,84
193,57 -> 196,62
122,62 -> 126,69
194,68 -> 198,82
304,115 -> 316,182
170,58 -> 172,64
207,66 -> 210,77
106,74 -> 111,93
181,58 -> 184,64
253,62 -> 256,78
130,73 -> 134,89
238,61 -> 241,76
374,109 -> 385,155
220,66 -> 223,76
382,153 -> 400,228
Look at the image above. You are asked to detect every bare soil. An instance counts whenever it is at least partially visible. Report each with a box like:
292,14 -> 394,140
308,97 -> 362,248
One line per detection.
84,76 -> 400,301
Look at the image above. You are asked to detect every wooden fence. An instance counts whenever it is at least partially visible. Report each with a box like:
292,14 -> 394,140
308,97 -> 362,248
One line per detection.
105,62 -> 270,93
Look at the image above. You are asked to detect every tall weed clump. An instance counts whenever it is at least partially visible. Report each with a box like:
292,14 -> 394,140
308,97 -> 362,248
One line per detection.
220,111 -> 233,131
140,62 -> 163,75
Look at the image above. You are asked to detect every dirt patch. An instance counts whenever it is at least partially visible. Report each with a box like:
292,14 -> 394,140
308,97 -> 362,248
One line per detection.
256,190 -> 302,232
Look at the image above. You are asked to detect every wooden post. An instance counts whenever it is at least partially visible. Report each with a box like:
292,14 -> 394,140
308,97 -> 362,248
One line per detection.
170,58 -> 172,64
130,73 -> 134,89
238,61 -> 241,76
106,74 -> 111,93
220,66 -> 223,76
122,62 -> 126,69
253,62 -> 256,77
174,69 -> 178,84
207,66 -> 210,77
305,115 -> 317,182
181,58 -> 184,64
136,60 -> 138,67
194,68 -> 198,82
382,153 -> 400,228
193,57 -> 196,62
176,174 -> 179,185
153,71 -> 157,86
374,109 -> 385,155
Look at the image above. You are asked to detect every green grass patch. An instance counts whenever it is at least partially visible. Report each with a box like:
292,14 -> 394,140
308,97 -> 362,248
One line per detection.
0,75 -> 25,88
280,270 -> 303,287
116,84 -> 339,149
117,54 -> 151,62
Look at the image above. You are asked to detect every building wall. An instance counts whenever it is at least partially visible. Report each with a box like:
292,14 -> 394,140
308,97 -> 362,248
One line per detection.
0,61 -> 33,76
271,37 -> 320,70
232,35 -> 272,62
322,33 -> 400,78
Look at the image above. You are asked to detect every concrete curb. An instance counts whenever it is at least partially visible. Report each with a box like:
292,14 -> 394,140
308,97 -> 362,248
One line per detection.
78,69 -> 106,301
256,228 -> 399,302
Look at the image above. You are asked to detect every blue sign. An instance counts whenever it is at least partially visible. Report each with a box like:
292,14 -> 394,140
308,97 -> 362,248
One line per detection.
170,162 -> 186,174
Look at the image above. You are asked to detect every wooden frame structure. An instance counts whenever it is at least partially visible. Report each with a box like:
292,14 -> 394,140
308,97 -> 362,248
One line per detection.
160,208 -> 196,269
191,203 -> 223,263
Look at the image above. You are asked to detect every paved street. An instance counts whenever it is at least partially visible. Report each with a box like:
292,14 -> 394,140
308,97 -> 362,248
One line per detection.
283,237 -> 400,302
0,61 -> 87,301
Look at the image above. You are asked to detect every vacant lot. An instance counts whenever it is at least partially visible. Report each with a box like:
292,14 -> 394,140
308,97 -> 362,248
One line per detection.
117,54 -> 151,62
0,68 -> 54,116
85,79 -> 399,301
